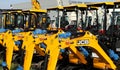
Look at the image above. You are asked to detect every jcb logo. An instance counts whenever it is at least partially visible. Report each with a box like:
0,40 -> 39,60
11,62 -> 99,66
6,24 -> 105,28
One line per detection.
77,40 -> 89,45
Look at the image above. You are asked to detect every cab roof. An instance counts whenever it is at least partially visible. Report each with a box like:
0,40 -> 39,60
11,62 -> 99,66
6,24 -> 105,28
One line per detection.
23,9 -> 47,13
64,4 -> 87,11
47,6 -> 64,10
2,10 -> 22,14
87,6 -> 98,10
114,1 -> 120,8
87,2 -> 114,8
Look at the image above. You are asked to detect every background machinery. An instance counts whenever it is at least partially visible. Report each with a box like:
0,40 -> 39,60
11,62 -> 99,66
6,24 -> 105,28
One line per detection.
0,0 -> 120,70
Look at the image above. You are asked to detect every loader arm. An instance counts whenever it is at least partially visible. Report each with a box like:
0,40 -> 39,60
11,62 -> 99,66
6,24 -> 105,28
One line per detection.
44,33 -> 61,70
2,31 -> 19,69
44,31 -> 116,70
22,32 -> 36,70
70,31 -> 116,70
43,30 -> 86,70
22,30 -> 50,70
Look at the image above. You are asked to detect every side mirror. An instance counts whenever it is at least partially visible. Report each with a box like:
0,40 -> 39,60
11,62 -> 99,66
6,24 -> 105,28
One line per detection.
107,9 -> 109,13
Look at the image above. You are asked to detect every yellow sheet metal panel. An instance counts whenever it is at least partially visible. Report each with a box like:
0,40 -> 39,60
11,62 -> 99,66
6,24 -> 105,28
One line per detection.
104,2 -> 114,5
64,4 -> 87,11
10,11 -> 22,13
88,6 -> 98,10
47,6 -> 64,10
1,9 -> 22,14
87,2 -> 114,7
29,9 -> 47,13
22,9 -> 47,13
77,4 -> 87,8
64,4 -> 87,8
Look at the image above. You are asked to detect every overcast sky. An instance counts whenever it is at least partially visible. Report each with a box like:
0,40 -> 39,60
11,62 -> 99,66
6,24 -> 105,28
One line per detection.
69,0 -> 115,2
0,0 -> 115,9
0,0 -> 30,9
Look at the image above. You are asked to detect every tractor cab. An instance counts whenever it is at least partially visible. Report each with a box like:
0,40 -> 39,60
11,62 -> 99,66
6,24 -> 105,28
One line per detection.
47,4 -> 87,32
87,2 -> 114,34
63,4 -> 87,31
22,9 -> 48,31
85,6 -> 99,34
0,9 -> 23,30
107,2 -> 120,34
47,6 -> 64,30
115,13 -> 120,26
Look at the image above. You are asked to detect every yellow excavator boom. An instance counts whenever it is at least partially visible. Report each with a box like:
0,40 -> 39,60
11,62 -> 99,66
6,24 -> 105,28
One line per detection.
31,0 -> 41,10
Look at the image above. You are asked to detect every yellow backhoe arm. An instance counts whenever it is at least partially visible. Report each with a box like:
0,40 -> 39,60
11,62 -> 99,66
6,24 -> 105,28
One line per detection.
2,31 -> 19,69
44,31 -> 116,70
31,0 -> 41,10
70,31 -> 116,70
